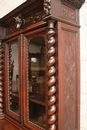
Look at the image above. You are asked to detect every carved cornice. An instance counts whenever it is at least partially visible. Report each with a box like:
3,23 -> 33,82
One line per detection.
3,0 -> 45,35
61,0 -> 85,8
6,11 -> 45,35
0,0 -> 85,36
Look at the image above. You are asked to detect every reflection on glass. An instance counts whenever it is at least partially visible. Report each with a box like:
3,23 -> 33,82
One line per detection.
9,43 -> 19,115
28,36 -> 46,129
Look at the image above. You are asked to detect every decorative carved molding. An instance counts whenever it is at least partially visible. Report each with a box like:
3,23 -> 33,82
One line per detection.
63,31 -> 76,129
24,11 -> 45,26
47,20 -> 56,130
6,0 -> 45,35
0,44 -> 4,119
14,14 -> 25,29
1,0 -> 85,36
6,11 -> 45,35
61,0 -> 85,9
62,5 -> 76,21
0,27 -> 5,40
44,0 -> 51,15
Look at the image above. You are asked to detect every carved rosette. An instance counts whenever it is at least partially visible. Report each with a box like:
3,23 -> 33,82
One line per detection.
8,46 -> 12,109
0,44 -> 4,119
47,20 -> 56,130
44,0 -> 51,15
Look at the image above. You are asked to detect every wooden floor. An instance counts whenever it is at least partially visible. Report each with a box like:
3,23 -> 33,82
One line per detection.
0,120 -> 19,130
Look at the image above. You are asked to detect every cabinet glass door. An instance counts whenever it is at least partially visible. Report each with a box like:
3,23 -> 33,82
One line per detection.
5,37 -> 20,121
8,43 -> 19,115
28,36 -> 46,129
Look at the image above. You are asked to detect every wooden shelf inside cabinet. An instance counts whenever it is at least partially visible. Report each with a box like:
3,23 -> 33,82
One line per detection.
12,92 -> 19,97
11,92 -> 19,104
31,67 -> 45,71
29,93 -> 46,106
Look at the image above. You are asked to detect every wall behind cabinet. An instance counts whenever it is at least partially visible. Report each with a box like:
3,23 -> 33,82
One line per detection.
80,1 -> 87,130
0,0 -> 26,18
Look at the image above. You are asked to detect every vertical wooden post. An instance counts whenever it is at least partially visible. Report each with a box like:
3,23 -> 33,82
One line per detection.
0,42 -> 4,119
47,20 -> 57,130
0,26 -> 5,119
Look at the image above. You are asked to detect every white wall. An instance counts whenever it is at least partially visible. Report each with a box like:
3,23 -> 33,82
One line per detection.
80,1 -> 87,130
0,0 -> 26,18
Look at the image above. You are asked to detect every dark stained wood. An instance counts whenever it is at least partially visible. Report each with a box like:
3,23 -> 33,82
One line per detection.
0,27 -> 6,40
47,20 -> 56,130
23,29 -> 47,130
0,120 -> 20,130
0,0 -> 85,130
57,22 -> 80,130
0,44 -> 4,119
4,37 -> 21,122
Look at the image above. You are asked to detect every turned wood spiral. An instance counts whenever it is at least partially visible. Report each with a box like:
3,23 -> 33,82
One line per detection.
0,45 -> 4,119
47,20 -> 56,130
9,46 -> 12,108
44,0 -> 51,15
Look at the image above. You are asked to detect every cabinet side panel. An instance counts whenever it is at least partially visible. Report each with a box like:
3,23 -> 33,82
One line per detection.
57,22 -> 80,130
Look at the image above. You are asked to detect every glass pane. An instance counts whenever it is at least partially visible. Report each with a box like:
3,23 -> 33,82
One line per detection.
8,43 -> 19,115
28,36 -> 46,129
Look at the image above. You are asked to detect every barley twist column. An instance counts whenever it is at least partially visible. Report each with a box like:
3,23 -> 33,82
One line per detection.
9,46 -> 12,109
0,44 -> 4,119
47,20 -> 56,130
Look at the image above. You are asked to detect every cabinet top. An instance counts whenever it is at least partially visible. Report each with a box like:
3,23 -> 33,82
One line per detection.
61,0 -> 85,8
0,0 -> 85,38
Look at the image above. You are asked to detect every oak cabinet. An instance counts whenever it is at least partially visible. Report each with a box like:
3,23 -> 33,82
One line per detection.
0,0 -> 85,130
